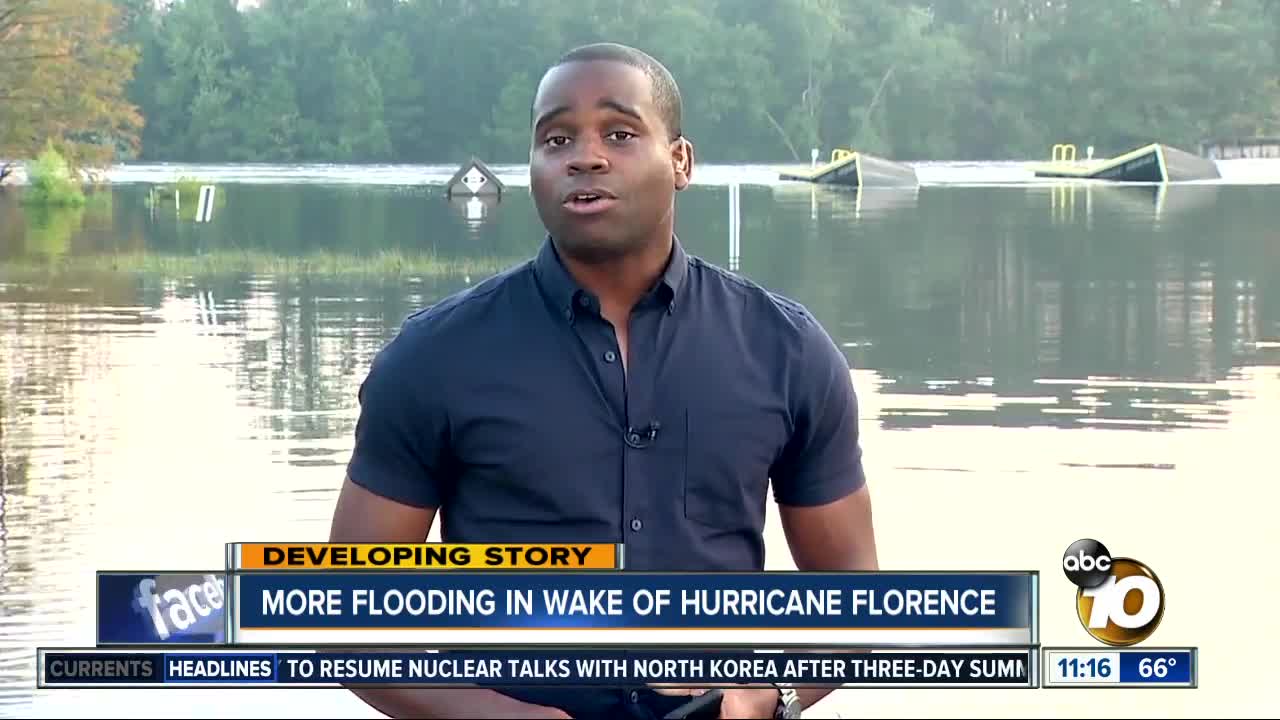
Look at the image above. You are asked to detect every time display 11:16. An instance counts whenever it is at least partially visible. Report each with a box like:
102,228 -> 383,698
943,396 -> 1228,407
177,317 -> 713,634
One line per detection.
1058,656 -> 1111,679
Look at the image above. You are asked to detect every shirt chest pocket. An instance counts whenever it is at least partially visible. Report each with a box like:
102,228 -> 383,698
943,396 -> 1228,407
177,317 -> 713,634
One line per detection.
683,407 -> 786,533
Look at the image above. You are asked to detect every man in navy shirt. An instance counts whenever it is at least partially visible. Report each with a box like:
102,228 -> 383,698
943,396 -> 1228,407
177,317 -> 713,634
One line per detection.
330,43 -> 878,719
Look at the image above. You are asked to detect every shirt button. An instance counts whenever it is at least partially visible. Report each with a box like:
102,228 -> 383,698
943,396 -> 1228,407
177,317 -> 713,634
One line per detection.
627,431 -> 641,445
604,350 -> 617,363
629,690 -> 639,703
630,518 -> 643,532
577,295 -> 591,308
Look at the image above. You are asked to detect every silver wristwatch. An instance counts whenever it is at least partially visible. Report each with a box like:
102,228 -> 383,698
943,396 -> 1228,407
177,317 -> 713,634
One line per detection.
773,685 -> 802,718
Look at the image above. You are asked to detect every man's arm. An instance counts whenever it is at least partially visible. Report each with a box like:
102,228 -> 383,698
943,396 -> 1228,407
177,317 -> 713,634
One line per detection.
758,312 -> 878,717
780,487 -> 878,711
334,321 -> 570,719
709,488 -> 877,719
780,486 -> 877,573
329,477 -> 569,719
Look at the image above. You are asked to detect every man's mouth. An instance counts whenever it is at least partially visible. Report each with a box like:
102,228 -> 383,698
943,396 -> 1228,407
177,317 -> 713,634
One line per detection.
562,189 -> 618,215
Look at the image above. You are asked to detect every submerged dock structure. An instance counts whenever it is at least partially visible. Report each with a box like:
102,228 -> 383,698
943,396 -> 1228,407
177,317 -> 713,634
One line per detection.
1031,143 -> 1219,182
779,148 -> 918,188
1199,137 -> 1280,159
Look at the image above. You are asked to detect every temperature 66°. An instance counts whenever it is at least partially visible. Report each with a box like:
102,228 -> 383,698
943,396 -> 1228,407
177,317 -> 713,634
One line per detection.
1139,657 -> 1175,678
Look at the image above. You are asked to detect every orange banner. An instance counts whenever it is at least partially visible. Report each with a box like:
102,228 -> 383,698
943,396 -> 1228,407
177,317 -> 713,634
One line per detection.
235,543 -> 620,570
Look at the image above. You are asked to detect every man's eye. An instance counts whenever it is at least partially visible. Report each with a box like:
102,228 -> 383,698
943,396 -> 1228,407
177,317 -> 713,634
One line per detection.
544,136 -> 570,147
607,131 -> 635,142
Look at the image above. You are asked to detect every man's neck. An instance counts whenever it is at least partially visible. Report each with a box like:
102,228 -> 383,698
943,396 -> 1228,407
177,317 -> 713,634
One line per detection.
556,234 -> 673,322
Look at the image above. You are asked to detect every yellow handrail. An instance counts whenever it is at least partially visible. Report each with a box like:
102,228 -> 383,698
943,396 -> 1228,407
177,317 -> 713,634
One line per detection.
1052,143 -> 1077,163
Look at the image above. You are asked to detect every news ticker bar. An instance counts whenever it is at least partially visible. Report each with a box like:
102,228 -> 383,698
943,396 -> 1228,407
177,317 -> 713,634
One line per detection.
40,647 -> 1200,689
38,648 -> 1037,689
1043,648 -> 1197,688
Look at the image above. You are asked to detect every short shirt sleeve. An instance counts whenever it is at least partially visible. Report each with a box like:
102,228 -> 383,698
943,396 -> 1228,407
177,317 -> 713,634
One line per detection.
769,314 -> 867,506
345,326 -> 448,509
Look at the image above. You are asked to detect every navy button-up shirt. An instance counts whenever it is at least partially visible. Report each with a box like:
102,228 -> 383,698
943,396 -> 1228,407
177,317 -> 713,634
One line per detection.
346,236 -> 866,717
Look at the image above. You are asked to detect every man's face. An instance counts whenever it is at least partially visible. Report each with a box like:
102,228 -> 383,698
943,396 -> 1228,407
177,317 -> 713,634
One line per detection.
529,60 -> 692,262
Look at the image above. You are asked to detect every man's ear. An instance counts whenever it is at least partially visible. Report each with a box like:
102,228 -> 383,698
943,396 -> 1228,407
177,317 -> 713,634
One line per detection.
672,137 -> 694,191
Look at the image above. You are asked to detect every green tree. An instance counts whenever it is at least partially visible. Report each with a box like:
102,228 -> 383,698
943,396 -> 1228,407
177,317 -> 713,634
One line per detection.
143,0 -> 247,160
0,0 -> 143,179
328,45 -> 391,161
102,0 -> 1280,163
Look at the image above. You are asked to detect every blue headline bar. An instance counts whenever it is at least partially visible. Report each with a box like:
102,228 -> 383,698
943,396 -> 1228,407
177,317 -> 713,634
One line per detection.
234,572 -> 1034,631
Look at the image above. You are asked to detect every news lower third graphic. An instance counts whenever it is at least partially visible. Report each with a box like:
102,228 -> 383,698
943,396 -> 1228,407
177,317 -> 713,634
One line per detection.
37,649 -> 1036,689
40,542 -> 1200,691
228,570 -> 1036,646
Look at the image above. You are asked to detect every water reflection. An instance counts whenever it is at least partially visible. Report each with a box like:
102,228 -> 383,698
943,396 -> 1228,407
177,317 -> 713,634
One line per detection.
0,178 -> 1278,717
1,180 -> 1276,445
754,184 -> 1277,432
768,184 -> 921,224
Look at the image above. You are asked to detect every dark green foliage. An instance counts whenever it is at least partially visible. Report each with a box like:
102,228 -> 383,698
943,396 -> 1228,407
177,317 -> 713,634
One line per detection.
123,0 -> 1280,163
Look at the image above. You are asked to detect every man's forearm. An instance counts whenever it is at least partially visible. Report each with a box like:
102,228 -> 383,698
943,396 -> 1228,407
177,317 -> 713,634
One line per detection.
349,686 -> 568,719
792,646 -> 872,714
797,686 -> 835,710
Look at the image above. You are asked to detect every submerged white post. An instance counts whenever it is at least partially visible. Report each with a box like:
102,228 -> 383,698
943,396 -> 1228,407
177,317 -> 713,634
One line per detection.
196,185 -> 216,223
728,183 -> 741,271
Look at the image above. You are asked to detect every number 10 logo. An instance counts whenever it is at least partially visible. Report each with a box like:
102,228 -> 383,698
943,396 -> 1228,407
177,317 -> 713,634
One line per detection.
1063,539 -> 1165,646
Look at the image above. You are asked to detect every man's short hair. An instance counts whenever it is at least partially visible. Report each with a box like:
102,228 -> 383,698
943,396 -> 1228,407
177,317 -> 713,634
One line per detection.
539,42 -> 683,141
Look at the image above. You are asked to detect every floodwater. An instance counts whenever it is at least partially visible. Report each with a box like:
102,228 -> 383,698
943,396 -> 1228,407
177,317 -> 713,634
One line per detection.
1,161 -> 1278,718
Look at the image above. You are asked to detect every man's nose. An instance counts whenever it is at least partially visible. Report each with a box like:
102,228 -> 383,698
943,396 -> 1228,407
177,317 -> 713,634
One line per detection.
567,141 -> 609,174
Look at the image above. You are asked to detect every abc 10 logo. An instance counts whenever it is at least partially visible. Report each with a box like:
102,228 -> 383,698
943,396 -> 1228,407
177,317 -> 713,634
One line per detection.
1062,539 -> 1164,646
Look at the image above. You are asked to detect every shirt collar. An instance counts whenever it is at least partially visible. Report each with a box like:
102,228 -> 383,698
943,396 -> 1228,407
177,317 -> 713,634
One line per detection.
533,235 -> 689,321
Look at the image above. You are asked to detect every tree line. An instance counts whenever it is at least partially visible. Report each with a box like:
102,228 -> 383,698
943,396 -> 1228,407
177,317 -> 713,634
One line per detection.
3,0 -> 1279,172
